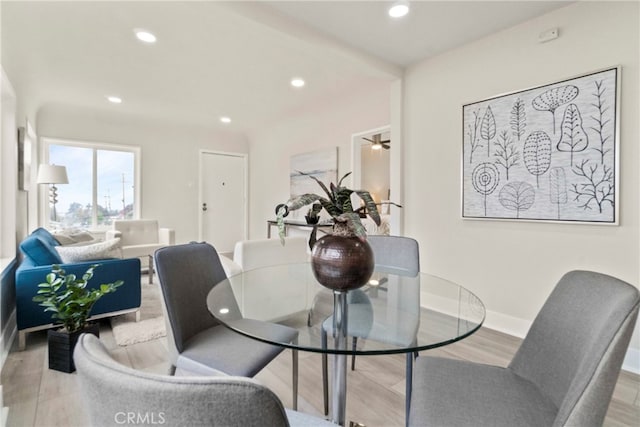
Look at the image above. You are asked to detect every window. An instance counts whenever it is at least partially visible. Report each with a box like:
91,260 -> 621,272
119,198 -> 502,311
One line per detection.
42,138 -> 140,231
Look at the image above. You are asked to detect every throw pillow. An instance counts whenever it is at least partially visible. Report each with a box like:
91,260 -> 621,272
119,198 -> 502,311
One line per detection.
69,231 -> 95,243
51,233 -> 76,246
52,231 -> 98,246
20,235 -> 63,265
31,227 -> 61,249
55,238 -> 122,263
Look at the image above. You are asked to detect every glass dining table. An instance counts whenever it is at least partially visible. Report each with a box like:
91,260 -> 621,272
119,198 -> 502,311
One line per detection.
206,262 -> 485,426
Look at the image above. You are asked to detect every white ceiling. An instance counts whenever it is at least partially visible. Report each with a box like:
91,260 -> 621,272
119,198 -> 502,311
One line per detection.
1,1 -> 570,135
268,1 -> 569,67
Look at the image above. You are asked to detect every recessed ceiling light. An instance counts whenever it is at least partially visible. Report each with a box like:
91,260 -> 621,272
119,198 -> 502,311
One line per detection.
135,30 -> 157,43
291,78 -> 305,88
220,116 -> 231,124
388,1 -> 409,18
106,96 -> 122,104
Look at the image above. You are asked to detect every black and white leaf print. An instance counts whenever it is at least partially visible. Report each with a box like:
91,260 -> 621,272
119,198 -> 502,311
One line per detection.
499,181 -> 535,219
549,167 -> 568,220
523,131 -> 552,188
480,106 -> 496,157
532,85 -> 579,133
557,103 -> 588,166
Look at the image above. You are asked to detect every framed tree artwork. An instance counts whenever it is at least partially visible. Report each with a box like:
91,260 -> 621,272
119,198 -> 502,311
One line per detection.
462,67 -> 620,224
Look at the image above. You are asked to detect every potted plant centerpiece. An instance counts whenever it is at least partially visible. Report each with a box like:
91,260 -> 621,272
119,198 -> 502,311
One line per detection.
33,264 -> 123,373
276,171 -> 400,291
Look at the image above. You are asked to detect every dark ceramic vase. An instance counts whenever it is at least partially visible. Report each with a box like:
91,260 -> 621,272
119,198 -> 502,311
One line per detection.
311,234 -> 374,291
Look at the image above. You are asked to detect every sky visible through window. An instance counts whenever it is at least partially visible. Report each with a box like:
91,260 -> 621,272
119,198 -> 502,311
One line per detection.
49,144 -> 135,227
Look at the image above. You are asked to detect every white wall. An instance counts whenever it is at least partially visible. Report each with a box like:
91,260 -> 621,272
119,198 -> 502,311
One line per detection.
0,68 -> 17,261
247,84 -> 391,239
403,2 -> 639,365
1,68 -> 18,371
36,105 -> 249,243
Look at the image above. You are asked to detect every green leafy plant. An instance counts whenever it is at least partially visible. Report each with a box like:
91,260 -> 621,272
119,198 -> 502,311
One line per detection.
33,264 -> 123,333
276,171 -> 401,248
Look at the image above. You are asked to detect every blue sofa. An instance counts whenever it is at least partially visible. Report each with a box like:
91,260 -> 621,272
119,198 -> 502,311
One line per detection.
16,227 -> 141,349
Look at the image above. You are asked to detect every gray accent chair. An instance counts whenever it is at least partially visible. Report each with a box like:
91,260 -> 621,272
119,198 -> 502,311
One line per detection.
321,235 -> 420,417
154,242 -> 299,409
409,270 -> 640,427
74,334 -> 333,427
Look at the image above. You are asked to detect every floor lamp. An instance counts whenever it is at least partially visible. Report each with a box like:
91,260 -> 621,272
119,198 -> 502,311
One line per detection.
37,164 -> 69,222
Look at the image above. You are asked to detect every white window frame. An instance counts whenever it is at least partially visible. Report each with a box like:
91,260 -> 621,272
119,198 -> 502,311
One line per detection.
40,137 -> 141,231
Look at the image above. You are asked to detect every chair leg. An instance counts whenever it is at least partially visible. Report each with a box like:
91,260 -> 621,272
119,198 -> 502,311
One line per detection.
292,348 -> 299,410
321,329 -> 329,416
351,337 -> 358,370
405,352 -> 413,427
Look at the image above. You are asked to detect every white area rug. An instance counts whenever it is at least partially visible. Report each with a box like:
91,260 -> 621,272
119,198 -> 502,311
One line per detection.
110,275 -> 167,346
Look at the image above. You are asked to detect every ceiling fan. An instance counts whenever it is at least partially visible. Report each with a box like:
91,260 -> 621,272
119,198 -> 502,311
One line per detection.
363,133 -> 390,150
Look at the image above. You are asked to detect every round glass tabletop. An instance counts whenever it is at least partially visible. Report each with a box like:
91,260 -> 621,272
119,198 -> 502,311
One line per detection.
206,262 -> 485,355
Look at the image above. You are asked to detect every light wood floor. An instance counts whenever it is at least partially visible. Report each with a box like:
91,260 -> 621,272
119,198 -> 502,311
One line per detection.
2,322 -> 639,427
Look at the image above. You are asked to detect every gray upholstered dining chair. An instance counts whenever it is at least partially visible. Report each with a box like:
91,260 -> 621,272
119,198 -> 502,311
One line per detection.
321,235 -> 420,416
154,242 -> 300,409
409,270 -> 640,427
366,235 -> 421,277
74,334 -> 333,427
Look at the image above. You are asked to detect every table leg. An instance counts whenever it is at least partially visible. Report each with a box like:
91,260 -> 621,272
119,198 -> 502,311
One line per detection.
332,291 -> 348,426
405,352 -> 413,427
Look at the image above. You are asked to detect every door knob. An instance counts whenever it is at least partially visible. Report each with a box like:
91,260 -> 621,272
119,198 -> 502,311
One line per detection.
202,203 -> 208,212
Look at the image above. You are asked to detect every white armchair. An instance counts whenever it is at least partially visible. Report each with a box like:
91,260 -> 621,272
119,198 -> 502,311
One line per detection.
106,219 -> 175,283
219,236 -> 310,278
232,236 -> 309,271
220,236 -> 311,322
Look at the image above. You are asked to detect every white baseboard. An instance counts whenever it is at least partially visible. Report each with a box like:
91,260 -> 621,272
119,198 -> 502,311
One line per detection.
482,308 -> 639,375
483,308 -> 530,339
622,347 -> 639,374
0,309 -> 17,372
0,385 -> 7,426
1,406 -> 8,426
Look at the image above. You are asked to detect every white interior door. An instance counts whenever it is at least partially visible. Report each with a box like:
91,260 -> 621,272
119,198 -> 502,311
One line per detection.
199,151 -> 247,254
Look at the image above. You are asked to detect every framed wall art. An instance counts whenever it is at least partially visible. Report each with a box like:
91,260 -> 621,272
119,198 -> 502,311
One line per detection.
290,147 -> 338,198
17,121 -> 34,191
462,67 -> 619,224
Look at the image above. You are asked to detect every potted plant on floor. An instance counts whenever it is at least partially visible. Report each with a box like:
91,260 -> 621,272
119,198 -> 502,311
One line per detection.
275,171 -> 401,291
33,264 -> 123,373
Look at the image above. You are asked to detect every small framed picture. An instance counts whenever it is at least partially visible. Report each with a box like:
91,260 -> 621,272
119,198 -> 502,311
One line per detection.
17,123 -> 33,191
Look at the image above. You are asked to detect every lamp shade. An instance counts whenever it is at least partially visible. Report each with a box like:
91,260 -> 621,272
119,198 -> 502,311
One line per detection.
37,164 -> 69,185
